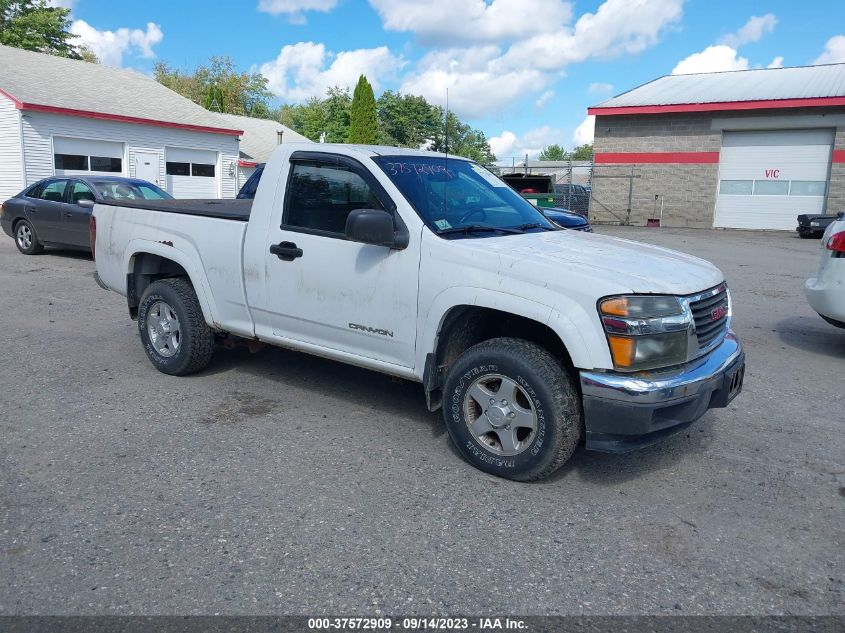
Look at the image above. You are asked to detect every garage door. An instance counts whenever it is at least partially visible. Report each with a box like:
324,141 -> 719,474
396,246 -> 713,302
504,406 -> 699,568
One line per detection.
165,147 -> 218,198
714,129 -> 833,230
54,137 -> 124,177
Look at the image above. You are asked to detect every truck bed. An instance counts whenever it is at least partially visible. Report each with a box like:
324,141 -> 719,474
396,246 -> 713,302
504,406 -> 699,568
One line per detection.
100,198 -> 253,221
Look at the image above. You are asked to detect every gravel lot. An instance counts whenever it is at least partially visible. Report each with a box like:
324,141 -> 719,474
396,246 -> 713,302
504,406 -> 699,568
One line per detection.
0,226 -> 842,616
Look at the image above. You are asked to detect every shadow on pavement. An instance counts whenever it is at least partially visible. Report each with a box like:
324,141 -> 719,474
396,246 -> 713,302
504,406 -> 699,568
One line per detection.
197,342 -> 710,486
774,316 -> 845,358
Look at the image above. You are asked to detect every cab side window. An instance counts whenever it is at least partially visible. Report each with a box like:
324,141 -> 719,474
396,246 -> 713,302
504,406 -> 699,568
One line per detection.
283,161 -> 386,236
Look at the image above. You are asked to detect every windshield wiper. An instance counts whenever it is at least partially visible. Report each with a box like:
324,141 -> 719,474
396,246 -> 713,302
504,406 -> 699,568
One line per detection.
511,222 -> 557,232
437,224 -> 523,235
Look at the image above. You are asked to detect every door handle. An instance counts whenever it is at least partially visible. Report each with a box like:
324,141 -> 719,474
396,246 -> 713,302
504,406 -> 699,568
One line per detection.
64,212 -> 74,217
269,241 -> 303,261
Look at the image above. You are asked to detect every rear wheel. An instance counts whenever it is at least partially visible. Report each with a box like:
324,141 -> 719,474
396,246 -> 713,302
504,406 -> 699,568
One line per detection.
442,337 -> 582,481
14,220 -> 43,255
138,278 -> 214,375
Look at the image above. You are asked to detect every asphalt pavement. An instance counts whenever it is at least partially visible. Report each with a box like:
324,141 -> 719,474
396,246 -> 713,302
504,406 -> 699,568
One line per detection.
0,226 -> 842,616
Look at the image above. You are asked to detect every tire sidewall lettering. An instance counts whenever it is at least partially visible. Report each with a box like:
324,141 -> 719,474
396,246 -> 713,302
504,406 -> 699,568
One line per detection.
450,364 -> 549,471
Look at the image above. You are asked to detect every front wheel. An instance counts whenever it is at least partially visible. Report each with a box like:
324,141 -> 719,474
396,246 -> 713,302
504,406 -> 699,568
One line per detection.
442,337 -> 582,481
15,220 -> 44,255
137,278 -> 214,375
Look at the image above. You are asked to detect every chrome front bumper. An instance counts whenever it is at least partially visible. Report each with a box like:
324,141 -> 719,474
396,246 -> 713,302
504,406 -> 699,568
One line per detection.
579,332 -> 745,453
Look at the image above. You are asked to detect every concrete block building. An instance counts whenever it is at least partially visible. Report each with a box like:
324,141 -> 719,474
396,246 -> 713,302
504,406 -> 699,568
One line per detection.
588,64 -> 845,230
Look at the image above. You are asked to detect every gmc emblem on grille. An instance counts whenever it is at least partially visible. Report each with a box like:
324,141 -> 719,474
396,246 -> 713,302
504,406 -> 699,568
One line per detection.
711,303 -> 728,322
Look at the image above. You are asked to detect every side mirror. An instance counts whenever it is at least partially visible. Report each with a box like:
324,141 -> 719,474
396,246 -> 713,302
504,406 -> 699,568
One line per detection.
78,198 -> 95,208
345,209 -> 408,250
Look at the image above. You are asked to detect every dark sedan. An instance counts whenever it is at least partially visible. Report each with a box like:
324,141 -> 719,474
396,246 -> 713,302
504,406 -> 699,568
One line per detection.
542,207 -> 592,232
796,212 -> 842,238
1,176 -> 172,254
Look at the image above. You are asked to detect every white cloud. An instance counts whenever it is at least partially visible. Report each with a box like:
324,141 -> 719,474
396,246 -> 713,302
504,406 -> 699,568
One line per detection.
813,35 -> 845,65
257,0 -> 338,24
719,14 -> 777,48
767,56 -> 784,69
396,0 -> 682,118
535,90 -> 555,108
70,20 -> 163,67
369,0 -> 573,45
672,44 -> 749,75
490,126 -> 562,161
260,41 -> 403,102
573,115 -> 595,145
497,0 -> 684,72
46,0 -> 76,8
588,82 -> 613,94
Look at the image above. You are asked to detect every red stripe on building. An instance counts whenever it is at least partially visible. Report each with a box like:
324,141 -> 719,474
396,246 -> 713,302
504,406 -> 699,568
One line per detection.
594,152 -> 721,164
238,159 -> 259,167
833,150 -> 845,164
588,96 -> 845,116
1,93 -> 243,136
0,87 -> 23,108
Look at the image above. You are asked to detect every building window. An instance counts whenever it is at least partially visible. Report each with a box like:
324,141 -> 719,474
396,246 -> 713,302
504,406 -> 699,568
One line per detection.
90,156 -> 122,172
789,181 -> 826,197
166,162 -> 190,176
55,154 -> 88,170
719,180 -> 753,195
753,180 -> 789,196
191,163 -> 215,177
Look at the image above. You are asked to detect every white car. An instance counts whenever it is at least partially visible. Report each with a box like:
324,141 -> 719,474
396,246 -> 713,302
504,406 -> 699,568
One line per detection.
91,144 -> 745,481
806,215 -> 845,328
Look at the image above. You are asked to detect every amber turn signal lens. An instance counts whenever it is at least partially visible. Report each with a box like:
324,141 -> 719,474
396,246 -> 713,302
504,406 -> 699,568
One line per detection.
607,335 -> 635,368
600,297 -> 629,317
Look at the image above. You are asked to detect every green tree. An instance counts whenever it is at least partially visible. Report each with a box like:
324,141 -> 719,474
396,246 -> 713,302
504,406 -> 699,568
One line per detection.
0,0 -> 80,58
570,142 -> 593,161
538,144 -> 566,161
376,90 -> 440,148
78,44 -> 98,63
348,75 -> 379,144
154,56 -> 272,117
431,111 -> 496,164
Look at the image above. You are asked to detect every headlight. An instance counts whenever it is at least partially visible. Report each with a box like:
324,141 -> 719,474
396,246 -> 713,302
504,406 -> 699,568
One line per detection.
598,295 -> 691,371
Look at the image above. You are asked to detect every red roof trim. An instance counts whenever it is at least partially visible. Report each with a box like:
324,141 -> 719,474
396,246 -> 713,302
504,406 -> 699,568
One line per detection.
588,96 -> 845,116
0,87 -> 23,108
11,99 -> 242,136
238,159 -> 259,168
594,151 -> 720,164
833,150 -> 845,164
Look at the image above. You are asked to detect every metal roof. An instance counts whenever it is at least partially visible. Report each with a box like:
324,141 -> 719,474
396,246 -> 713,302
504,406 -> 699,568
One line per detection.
591,63 -> 845,113
0,44 -> 241,135
216,113 -> 312,162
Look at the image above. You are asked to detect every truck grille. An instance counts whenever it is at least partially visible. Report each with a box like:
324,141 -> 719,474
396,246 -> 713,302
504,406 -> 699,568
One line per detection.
689,284 -> 729,351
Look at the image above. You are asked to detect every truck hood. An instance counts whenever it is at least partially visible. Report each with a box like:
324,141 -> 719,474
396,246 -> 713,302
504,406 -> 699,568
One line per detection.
454,229 -> 724,296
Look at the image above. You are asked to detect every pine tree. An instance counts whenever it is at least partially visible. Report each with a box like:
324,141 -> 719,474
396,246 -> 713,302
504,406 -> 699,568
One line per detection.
347,75 -> 379,144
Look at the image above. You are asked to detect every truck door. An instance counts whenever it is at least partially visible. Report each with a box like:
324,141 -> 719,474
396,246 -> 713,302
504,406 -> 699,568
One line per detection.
255,153 -> 421,369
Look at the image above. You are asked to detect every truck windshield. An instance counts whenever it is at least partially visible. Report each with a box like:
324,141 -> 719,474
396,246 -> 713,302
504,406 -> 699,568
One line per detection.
372,156 -> 556,236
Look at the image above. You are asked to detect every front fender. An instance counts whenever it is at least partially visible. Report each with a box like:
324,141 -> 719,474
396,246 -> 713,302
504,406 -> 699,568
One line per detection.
124,238 -> 218,328
416,286 -> 604,373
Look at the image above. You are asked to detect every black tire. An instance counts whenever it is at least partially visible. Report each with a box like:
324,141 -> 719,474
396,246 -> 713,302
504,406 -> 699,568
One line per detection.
14,219 -> 44,255
137,278 -> 214,376
442,337 -> 582,481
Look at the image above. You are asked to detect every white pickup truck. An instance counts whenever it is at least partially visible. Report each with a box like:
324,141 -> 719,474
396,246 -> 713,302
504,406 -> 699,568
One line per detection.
93,144 -> 745,481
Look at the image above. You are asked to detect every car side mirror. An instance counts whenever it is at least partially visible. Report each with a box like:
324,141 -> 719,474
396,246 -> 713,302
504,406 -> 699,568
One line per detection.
78,199 -> 95,208
345,209 -> 408,250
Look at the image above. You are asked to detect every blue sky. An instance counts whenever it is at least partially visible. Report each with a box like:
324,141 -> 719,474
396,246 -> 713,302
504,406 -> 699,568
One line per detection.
59,0 -> 845,161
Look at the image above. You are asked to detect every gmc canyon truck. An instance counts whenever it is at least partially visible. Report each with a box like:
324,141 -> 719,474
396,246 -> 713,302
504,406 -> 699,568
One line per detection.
92,144 -> 745,481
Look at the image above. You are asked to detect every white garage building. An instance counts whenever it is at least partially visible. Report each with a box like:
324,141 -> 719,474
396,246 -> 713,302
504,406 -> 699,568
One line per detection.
0,44 -> 243,202
216,113 -> 312,190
